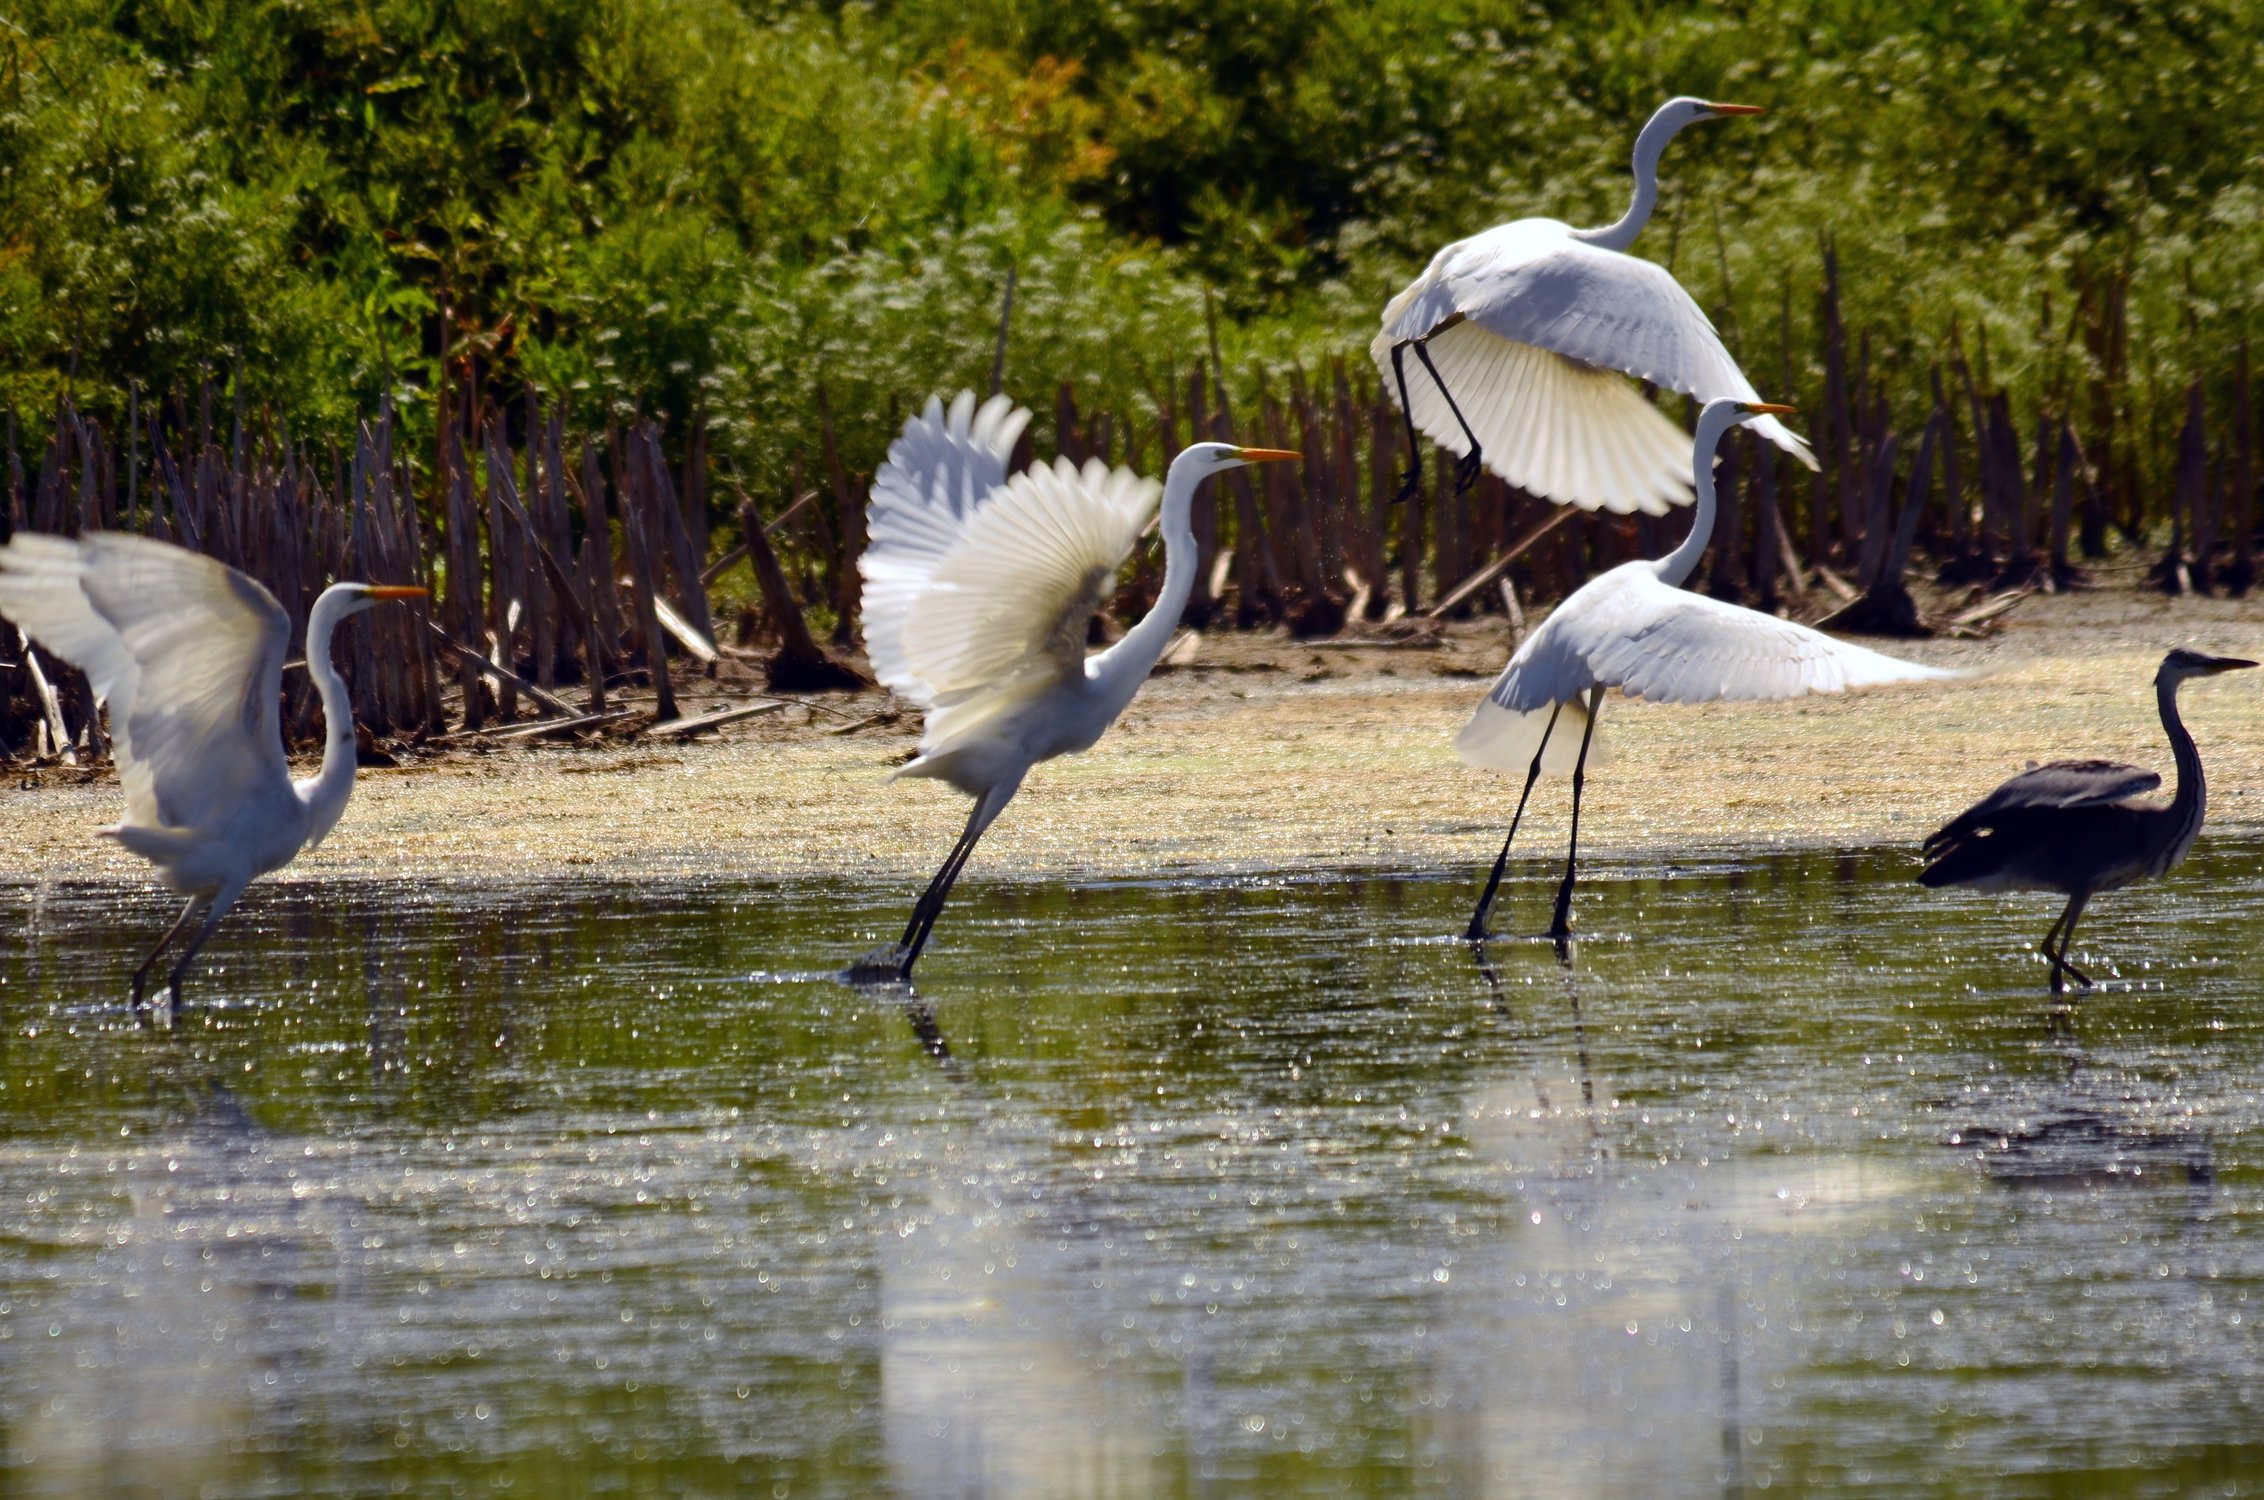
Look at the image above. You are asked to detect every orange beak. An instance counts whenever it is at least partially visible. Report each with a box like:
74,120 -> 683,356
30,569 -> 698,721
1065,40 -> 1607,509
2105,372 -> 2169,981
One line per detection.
1708,103 -> 1766,116
368,585 -> 428,600
1745,402 -> 1798,416
1236,447 -> 1301,464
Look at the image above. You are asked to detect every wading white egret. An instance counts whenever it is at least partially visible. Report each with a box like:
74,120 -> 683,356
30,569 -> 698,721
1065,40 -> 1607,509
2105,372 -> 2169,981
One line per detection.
0,533 -> 424,1008
854,391 -> 1296,981
1376,96 -> 1817,514
1920,649 -> 2255,994
1457,397 -> 1961,942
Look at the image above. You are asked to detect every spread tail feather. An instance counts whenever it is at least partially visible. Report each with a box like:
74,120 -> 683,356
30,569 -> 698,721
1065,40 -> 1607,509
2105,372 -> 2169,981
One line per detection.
1455,694 -> 1608,778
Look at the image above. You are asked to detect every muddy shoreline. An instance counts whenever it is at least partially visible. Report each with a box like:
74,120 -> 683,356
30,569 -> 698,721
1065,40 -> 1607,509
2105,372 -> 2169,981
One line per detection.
10,578 -> 2264,888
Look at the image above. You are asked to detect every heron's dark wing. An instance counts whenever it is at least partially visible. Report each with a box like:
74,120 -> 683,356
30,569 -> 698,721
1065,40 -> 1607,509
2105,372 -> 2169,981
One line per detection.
1923,759 -> 2159,854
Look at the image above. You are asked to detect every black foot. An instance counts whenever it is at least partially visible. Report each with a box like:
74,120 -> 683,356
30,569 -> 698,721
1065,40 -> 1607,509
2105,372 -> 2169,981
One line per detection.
1393,463 -> 1424,505
844,942 -> 916,986
1463,911 -> 1492,943
1453,446 -> 1484,495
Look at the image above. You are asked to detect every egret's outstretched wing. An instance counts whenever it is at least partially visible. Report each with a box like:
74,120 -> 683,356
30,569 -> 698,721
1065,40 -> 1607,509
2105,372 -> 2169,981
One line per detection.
0,532 -> 289,830
902,457 -> 1160,703
1922,759 -> 2161,854
1560,580 -> 1961,706
0,532 -> 144,717
1375,320 -> 1693,515
862,391 -> 1034,703
1377,226 -> 1816,509
1457,573 -> 1959,776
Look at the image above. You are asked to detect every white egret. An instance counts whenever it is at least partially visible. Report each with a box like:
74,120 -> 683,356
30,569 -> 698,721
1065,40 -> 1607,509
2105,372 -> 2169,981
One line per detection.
854,390 -> 1296,981
0,533 -> 424,1008
1456,398 -> 1961,942
1375,96 -> 1816,514
1920,649 -> 2255,994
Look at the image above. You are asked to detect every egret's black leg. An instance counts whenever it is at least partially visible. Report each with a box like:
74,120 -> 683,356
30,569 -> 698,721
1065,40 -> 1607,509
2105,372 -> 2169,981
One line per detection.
1389,341 -> 1425,503
1464,701 -> 1564,941
130,897 -> 203,1010
1547,687 -> 1604,942
1411,339 -> 1485,495
897,798 -> 996,980
160,899 -> 233,1018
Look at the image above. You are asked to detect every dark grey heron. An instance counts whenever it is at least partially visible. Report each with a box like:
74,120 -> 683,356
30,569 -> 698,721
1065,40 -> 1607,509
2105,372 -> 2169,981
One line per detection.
1919,648 -> 2256,994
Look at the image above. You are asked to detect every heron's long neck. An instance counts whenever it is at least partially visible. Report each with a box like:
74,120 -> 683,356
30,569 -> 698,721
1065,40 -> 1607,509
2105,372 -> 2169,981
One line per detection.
2157,675 -> 2208,863
1654,437 -> 1719,588
1094,470 -> 1199,700
1570,112 -> 1673,253
296,590 -> 361,846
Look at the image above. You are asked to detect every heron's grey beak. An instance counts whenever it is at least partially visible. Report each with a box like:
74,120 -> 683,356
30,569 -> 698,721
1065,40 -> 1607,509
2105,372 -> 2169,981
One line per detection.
2204,656 -> 2259,673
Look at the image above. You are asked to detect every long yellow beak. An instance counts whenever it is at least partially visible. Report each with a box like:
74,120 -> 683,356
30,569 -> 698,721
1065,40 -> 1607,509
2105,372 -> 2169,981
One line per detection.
1744,402 -> 1798,416
368,585 -> 428,600
1708,102 -> 1766,116
1236,447 -> 1300,464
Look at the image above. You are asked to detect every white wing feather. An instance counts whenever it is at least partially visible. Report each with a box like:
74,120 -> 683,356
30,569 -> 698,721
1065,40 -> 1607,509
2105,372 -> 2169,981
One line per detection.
902,456 -> 1159,703
0,532 -> 289,831
861,390 -> 1035,703
1457,567 -> 1959,775
1376,320 -> 1693,515
1377,222 -> 1817,512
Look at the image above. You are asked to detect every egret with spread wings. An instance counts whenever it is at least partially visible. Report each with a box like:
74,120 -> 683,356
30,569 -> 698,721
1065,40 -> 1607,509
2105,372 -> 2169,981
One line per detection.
0,533 -> 423,1009
855,391 -> 1296,981
1376,96 -> 1816,514
1920,649 -> 2254,994
1457,397 -> 1962,944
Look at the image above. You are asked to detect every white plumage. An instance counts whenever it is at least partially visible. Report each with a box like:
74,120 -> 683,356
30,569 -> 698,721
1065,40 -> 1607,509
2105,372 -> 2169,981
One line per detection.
1457,562 -> 1965,777
0,532 -> 422,1009
1377,97 -> 1817,515
1455,398 -> 1961,941
853,391 -> 1296,981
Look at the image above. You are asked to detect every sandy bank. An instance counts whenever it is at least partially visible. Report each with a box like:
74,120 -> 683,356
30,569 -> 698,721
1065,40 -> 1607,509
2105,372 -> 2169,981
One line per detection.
9,578 -> 2264,889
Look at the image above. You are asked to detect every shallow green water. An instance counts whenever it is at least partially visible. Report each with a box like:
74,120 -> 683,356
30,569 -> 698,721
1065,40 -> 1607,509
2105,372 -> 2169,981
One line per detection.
2,836 -> 2263,1498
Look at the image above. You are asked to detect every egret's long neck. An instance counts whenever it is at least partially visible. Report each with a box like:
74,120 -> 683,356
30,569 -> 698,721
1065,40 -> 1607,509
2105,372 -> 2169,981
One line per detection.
1570,109 -> 1675,253
2157,674 -> 2208,865
1094,465 -> 1201,701
296,587 -> 362,847
1654,430 -> 1722,588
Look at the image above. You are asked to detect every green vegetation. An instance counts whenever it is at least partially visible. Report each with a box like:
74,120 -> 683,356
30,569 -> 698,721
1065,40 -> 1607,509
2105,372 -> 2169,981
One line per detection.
4,0 -> 2261,498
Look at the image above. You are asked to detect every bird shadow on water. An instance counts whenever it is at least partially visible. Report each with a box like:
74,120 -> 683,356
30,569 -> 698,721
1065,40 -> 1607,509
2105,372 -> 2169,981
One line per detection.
1936,1013 -> 2218,1205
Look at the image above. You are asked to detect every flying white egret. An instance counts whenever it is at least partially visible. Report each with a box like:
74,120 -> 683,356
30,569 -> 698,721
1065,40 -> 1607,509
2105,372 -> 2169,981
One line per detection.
0,533 -> 424,1008
854,390 -> 1296,982
1375,96 -> 1817,514
1456,397 -> 1962,943
1920,649 -> 2255,994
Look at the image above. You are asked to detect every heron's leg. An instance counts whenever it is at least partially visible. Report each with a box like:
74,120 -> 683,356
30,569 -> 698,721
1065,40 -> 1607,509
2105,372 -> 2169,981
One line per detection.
130,897 -> 204,1010
1464,701 -> 1564,941
1410,339 -> 1485,495
1389,341 -> 1425,503
898,784 -> 1017,980
1547,687 -> 1605,942
2052,893 -> 2094,989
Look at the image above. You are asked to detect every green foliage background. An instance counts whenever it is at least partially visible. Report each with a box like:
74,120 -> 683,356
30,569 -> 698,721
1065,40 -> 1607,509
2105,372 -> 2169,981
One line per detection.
4,0 -> 2261,496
